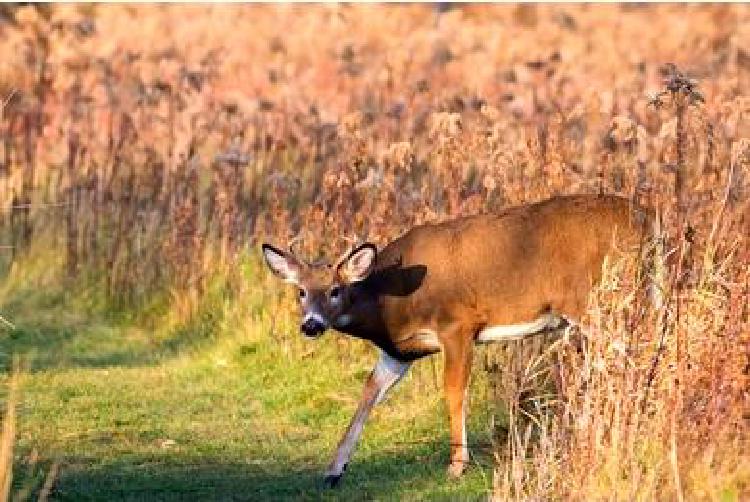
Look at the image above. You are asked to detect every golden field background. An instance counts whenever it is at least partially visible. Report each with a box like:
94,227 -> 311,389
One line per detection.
0,4 -> 748,500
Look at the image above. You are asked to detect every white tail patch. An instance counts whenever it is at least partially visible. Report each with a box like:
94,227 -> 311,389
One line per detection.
476,313 -> 565,343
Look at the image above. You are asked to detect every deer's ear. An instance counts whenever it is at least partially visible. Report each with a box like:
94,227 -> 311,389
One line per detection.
262,244 -> 301,284
336,243 -> 377,283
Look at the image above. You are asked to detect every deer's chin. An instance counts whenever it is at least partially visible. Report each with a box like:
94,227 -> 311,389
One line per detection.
301,328 -> 326,339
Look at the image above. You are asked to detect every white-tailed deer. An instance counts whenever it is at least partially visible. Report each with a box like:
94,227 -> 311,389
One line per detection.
262,194 -> 652,487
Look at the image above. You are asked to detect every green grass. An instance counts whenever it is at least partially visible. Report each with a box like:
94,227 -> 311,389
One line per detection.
0,254 -> 497,501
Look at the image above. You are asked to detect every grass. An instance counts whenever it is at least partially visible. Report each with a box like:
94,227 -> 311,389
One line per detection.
1,253 -> 497,501
1,4 -> 748,500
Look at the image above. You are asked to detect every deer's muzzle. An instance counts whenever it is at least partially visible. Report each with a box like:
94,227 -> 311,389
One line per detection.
300,314 -> 327,338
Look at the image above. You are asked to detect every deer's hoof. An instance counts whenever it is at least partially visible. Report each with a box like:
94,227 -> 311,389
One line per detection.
323,463 -> 347,488
447,460 -> 466,478
323,473 -> 342,488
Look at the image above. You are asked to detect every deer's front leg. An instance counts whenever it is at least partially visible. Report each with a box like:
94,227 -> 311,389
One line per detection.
324,351 -> 411,488
443,332 -> 474,478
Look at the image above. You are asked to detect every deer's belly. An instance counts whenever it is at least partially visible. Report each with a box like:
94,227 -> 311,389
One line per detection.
476,312 -> 567,343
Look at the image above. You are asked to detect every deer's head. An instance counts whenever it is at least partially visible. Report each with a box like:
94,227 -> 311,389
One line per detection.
261,243 -> 377,338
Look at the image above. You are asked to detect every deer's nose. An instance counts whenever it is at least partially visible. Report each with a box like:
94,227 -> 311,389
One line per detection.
300,316 -> 326,338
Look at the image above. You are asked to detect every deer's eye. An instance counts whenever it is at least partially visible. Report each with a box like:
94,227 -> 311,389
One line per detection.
329,286 -> 341,300
298,288 -> 306,299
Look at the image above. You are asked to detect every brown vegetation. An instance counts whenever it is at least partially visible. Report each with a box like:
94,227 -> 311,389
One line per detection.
0,4 -> 748,500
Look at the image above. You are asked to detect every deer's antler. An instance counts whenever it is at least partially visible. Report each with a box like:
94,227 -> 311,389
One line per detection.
333,235 -> 363,268
288,232 -> 328,267
287,234 -> 304,259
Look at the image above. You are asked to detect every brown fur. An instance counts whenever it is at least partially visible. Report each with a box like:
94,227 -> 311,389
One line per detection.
346,194 -> 651,359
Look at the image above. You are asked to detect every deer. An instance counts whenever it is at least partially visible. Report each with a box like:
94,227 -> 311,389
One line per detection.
261,194 -> 653,487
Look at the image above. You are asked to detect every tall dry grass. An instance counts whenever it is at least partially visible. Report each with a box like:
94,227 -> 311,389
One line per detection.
0,4 -> 748,499
0,4 -> 746,300
487,63 -> 750,501
490,233 -> 749,500
0,367 -> 18,502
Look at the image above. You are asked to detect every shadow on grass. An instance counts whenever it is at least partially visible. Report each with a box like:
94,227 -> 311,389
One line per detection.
0,320 -> 208,373
0,309 -> 224,373
0,264 -> 242,372
15,443 -> 492,502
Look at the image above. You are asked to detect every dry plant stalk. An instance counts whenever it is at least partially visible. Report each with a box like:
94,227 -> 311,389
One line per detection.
490,229 -> 749,501
37,460 -> 61,502
0,367 -> 19,502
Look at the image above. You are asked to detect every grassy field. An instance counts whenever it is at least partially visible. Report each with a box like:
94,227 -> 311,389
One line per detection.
1,4 -> 749,500
2,250 -> 497,501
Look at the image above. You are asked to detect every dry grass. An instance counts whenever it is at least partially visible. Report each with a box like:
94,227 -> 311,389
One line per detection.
0,4 -> 748,500
490,239 -> 749,500
0,366 -> 18,502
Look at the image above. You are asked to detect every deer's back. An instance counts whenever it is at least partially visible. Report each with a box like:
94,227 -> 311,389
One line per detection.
374,195 -> 650,332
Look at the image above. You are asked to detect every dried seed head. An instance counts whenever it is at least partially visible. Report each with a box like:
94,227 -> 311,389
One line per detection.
429,112 -> 462,138
384,141 -> 414,170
